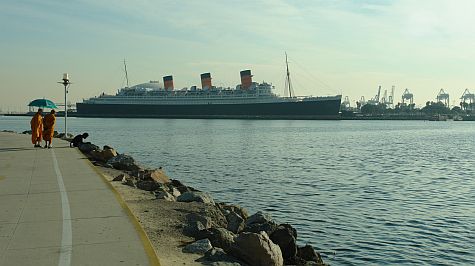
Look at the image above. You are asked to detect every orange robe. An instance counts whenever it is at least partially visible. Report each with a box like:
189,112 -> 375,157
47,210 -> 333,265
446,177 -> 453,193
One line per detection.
30,113 -> 43,144
43,114 -> 56,142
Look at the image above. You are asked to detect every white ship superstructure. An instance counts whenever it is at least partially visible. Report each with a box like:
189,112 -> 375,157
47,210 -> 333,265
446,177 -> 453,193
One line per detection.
77,66 -> 342,119
84,71 -> 339,106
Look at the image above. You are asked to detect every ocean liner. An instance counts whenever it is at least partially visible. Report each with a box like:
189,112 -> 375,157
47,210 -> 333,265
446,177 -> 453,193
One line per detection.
76,57 -> 342,119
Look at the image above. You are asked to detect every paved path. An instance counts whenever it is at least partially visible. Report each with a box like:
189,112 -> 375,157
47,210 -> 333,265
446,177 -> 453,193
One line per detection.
0,132 -> 160,266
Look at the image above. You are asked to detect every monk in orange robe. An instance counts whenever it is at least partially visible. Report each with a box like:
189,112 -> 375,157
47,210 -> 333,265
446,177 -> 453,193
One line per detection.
43,110 -> 56,148
30,109 -> 43,147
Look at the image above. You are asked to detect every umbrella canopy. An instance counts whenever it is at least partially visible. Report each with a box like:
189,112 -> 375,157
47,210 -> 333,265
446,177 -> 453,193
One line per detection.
28,99 -> 58,109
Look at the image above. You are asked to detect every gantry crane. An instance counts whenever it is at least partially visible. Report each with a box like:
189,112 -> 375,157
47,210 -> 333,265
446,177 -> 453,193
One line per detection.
402,89 -> 414,105
436,89 -> 450,107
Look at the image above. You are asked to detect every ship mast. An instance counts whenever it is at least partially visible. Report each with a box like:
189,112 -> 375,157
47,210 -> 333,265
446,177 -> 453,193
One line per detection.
124,59 -> 129,88
285,52 -> 293,98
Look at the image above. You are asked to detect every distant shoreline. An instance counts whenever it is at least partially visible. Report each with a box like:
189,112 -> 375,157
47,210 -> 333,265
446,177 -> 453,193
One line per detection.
3,112 -> 475,121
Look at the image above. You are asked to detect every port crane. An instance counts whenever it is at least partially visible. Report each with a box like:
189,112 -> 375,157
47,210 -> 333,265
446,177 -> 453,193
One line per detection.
341,96 -> 351,110
360,96 -> 366,105
356,96 -> 366,110
381,90 -> 387,105
366,86 -> 382,105
363,85 -> 395,107
436,89 -> 450,107
401,89 -> 414,105
460,89 -> 475,110
388,86 -> 395,108
380,86 -> 395,108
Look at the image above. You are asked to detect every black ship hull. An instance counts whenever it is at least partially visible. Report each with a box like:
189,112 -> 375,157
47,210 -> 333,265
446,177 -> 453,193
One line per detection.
76,99 -> 341,120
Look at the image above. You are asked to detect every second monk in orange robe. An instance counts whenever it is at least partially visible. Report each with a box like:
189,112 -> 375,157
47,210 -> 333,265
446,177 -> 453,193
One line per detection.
30,109 -> 43,147
43,110 -> 56,148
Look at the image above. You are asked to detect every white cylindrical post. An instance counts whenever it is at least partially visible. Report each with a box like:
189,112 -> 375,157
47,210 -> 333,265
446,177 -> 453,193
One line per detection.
62,73 -> 69,138
64,84 -> 67,137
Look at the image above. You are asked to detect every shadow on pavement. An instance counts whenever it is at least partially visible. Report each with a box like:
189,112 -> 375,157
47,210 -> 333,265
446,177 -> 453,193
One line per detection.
0,146 -> 71,152
0,147 -> 36,152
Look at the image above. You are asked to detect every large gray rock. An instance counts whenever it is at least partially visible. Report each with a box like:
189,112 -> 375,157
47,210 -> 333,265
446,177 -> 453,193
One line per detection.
143,169 -> 170,184
187,213 -> 213,228
112,173 -> 126,182
269,224 -> 298,264
206,227 -> 236,253
122,176 -> 136,187
184,213 -> 213,237
244,222 -> 279,236
89,148 -> 117,162
107,154 -> 140,171
219,203 -> 250,220
210,208 -> 229,229
246,212 -> 272,226
184,221 -> 208,238
155,191 -> 175,201
169,187 -> 181,198
78,143 -> 99,153
170,179 -> 198,193
297,245 -> 324,265
244,212 -> 278,235
182,238 -> 212,254
227,212 -> 245,234
136,180 -> 160,191
197,247 -> 243,265
229,231 -> 283,266
153,186 -> 168,195
88,149 -> 101,161
177,191 -> 215,205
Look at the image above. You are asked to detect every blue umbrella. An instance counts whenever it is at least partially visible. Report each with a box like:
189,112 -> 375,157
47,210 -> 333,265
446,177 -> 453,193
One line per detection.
28,99 -> 58,109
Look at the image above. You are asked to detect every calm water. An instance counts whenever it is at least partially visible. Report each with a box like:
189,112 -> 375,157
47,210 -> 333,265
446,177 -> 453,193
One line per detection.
2,116 -> 474,265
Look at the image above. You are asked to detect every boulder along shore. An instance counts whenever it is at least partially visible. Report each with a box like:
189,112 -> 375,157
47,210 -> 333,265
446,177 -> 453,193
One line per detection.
14,129 -> 327,266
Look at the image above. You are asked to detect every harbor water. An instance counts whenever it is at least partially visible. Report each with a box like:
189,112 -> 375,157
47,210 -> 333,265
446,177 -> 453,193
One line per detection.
1,116 -> 474,265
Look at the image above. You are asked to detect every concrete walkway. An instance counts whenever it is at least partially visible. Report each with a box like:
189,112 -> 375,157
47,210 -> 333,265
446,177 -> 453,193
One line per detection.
0,132 -> 160,266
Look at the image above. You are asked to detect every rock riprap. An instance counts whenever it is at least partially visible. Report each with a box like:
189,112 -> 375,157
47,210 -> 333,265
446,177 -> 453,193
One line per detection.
89,148 -> 117,162
73,140 -> 327,266
270,224 -> 298,264
177,191 -> 215,205
297,245 -> 325,265
197,247 -> 243,265
183,238 -> 213,254
78,143 -> 99,154
107,154 -> 140,171
205,227 -> 236,253
244,211 -> 279,235
229,231 -> 284,266
226,211 -> 245,234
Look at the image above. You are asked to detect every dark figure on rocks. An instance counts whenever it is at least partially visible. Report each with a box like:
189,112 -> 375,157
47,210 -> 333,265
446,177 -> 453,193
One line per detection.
70,133 -> 89,148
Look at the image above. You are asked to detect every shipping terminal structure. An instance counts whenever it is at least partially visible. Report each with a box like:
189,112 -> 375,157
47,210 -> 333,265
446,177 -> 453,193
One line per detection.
76,61 -> 342,119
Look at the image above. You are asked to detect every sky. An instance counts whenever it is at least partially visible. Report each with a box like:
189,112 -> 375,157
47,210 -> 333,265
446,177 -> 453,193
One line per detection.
1,0 -> 475,112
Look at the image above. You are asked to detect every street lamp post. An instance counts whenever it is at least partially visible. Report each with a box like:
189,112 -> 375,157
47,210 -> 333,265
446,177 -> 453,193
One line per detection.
58,73 -> 71,138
